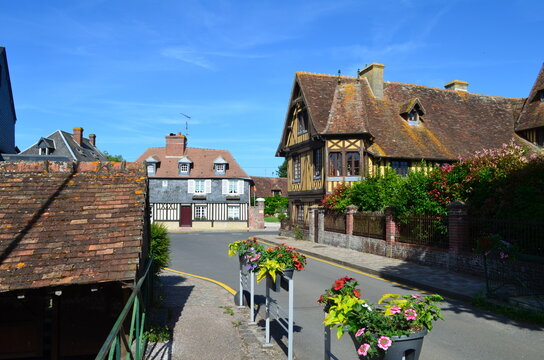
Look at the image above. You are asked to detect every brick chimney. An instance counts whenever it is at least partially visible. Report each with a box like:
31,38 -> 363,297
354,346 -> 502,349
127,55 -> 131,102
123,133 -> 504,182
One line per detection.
73,127 -> 83,146
358,63 -> 385,99
445,80 -> 469,92
165,132 -> 187,156
89,134 -> 96,146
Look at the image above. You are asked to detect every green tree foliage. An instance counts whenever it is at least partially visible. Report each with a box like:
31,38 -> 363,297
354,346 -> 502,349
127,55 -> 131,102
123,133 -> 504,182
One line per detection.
150,222 -> 170,274
103,151 -> 124,162
264,195 -> 288,215
275,159 -> 287,178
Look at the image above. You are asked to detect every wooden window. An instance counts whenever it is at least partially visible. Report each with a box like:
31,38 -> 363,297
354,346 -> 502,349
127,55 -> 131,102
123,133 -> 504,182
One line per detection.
296,204 -> 304,222
272,189 -> 281,196
329,152 -> 342,177
195,205 -> 207,220
228,205 -> 240,220
313,148 -> 322,178
228,179 -> 239,194
293,155 -> 301,181
297,109 -> 308,135
147,164 -> 155,175
346,152 -> 360,176
194,180 -> 205,194
215,164 -> 225,174
391,160 -> 410,176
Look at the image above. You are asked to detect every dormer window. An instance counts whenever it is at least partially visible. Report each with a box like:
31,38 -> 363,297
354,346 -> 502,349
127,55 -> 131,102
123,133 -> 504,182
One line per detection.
145,156 -> 160,176
540,90 -> 544,103
408,110 -> 419,125
400,98 -> 425,126
177,156 -> 192,176
213,156 -> 229,175
179,163 -> 189,174
147,164 -> 156,175
297,108 -> 308,135
37,137 -> 55,156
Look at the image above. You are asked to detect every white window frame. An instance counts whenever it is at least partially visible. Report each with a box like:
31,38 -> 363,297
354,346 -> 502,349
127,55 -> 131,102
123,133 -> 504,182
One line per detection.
147,164 -> 156,175
194,180 -> 205,194
195,205 -> 207,220
179,163 -> 190,174
227,205 -> 240,220
228,179 -> 239,194
215,164 -> 226,174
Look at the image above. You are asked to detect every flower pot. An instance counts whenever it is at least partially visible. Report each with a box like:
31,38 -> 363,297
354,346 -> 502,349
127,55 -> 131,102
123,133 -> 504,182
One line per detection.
350,330 -> 427,360
266,273 -> 281,292
281,267 -> 295,280
239,255 -> 248,271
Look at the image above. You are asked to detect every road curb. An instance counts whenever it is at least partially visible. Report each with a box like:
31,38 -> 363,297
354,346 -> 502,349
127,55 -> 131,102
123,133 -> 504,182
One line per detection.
257,237 -> 476,304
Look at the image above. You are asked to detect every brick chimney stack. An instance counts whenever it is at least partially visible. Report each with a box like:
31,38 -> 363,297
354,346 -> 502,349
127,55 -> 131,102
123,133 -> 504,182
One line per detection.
445,80 -> 469,92
89,134 -> 96,146
73,127 -> 84,146
165,132 -> 187,156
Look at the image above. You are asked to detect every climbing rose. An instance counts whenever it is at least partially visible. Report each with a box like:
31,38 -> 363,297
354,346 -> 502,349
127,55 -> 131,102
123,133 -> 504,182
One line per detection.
358,343 -> 371,356
377,336 -> 392,350
405,309 -> 417,321
333,279 -> 345,290
390,305 -> 401,314
355,328 -> 366,337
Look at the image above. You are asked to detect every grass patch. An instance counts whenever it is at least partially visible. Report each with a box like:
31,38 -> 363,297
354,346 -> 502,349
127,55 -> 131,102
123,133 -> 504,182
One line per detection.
471,294 -> 544,325
219,305 -> 235,316
264,216 -> 280,222
144,325 -> 171,342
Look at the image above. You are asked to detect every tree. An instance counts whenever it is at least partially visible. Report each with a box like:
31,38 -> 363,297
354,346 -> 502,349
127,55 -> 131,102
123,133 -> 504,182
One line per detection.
275,159 -> 287,178
103,151 -> 124,162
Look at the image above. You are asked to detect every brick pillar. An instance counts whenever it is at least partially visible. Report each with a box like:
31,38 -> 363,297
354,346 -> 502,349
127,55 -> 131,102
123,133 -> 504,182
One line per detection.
249,197 -> 265,229
447,201 -> 468,254
308,205 -> 319,242
384,206 -> 397,257
346,205 -> 358,235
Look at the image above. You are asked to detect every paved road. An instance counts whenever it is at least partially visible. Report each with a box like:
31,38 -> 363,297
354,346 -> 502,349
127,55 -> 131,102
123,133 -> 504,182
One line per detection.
168,231 -> 544,360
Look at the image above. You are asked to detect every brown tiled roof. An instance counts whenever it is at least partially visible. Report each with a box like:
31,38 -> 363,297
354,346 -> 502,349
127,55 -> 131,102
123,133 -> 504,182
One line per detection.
135,147 -> 249,178
0,161 -> 147,292
251,177 -> 287,197
516,63 -> 544,131
285,72 -> 530,160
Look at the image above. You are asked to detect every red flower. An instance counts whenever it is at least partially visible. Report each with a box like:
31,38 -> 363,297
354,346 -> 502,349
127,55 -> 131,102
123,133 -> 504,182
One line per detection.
333,279 -> 345,291
353,289 -> 361,298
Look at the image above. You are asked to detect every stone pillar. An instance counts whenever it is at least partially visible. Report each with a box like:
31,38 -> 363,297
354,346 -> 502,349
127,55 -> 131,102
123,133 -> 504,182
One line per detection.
384,206 -> 397,257
308,205 -> 319,242
346,205 -> 358,235
447,201 -> 468,254
317,206 -> 325,237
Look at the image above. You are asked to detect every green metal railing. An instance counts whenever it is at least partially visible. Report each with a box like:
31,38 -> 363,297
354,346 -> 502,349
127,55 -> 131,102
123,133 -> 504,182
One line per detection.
95,258 -> 154,360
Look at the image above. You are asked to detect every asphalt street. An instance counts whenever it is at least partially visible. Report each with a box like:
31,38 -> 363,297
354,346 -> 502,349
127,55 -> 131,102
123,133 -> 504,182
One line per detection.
168,231 -> 544,360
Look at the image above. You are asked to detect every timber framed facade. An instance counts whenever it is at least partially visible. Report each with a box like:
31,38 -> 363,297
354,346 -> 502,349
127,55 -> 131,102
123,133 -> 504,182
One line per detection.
277,63 -> 544,226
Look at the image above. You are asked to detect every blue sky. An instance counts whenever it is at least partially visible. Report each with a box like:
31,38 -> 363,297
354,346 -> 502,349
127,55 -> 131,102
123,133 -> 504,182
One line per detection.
1,0 -> 543,176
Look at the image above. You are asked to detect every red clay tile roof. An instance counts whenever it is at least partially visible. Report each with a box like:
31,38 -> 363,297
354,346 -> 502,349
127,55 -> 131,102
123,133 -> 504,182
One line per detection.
516,63 -> 544,131
251,177 -> 287,198
283,72 -> 530,160
135,147 -> 249,178
0,161 -> 147,292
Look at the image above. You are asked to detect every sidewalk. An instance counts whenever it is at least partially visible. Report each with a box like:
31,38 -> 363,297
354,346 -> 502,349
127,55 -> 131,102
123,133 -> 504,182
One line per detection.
146,271 -> 285,360
257,234 -> 487,303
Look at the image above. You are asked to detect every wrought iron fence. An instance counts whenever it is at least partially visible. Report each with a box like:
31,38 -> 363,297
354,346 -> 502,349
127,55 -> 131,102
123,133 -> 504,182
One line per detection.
469,218 -> 544,257
95,258 -> 154,360
398,215 -> 448,248
353,211 -> 385,239
324,210 -> 346,234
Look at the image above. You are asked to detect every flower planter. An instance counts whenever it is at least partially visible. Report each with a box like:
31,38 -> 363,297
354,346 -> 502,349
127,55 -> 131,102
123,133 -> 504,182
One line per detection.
266,273 -> 281,292
239,255 -> 247,271
350,330 -> 427,360
281,267 -> 295,280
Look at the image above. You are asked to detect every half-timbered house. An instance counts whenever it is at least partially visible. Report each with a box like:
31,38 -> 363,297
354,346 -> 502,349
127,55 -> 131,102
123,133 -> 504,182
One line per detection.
277,63 -> 544,224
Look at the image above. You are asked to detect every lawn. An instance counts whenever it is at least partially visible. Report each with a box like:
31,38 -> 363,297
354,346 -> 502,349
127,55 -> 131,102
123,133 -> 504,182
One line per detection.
264,216 -> 280,222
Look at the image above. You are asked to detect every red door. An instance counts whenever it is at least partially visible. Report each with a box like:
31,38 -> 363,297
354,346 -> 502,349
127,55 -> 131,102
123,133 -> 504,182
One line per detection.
180,206 -> 192,227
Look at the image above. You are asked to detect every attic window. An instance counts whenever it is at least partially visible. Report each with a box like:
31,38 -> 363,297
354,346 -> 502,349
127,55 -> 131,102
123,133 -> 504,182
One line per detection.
297,109 -> 308,135
408,110 -> 419,125
39,148 -> 50,155
540,90 -> 544,103
215,164 -> 225,174
147,164 -> 156,175
179,163 -> 190,175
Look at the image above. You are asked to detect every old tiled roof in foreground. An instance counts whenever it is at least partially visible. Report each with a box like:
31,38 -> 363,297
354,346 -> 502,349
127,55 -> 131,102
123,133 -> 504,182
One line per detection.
293,72 -> 530,160
0,161 -> 148,292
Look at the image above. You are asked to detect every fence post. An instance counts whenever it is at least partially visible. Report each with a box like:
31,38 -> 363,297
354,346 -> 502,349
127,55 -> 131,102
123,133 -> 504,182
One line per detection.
309,205 -> 319,242
346,205 -> 358,235
384,206 -> 397,257
447,201 -> 469,260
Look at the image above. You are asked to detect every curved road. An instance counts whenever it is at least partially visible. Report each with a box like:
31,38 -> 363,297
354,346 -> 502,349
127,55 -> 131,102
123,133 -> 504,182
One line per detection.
168,231 -> 544,360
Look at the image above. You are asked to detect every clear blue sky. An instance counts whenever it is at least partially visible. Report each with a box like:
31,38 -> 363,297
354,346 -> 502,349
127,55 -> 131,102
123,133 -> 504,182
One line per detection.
1,0 -> 543,176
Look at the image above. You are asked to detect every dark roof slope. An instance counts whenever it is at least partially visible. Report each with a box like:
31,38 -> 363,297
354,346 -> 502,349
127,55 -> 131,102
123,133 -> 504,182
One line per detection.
0,161 -> 147,292
0,46 -> 17,123
251,176 -> 287,197
285,72 -> 529,160
136,147 -> 249,178
516,63 -> 544,131
19,130 -> 107,162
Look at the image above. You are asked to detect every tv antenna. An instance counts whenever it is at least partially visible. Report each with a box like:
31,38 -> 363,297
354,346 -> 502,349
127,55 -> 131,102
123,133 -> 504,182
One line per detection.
180,113 -> 191,140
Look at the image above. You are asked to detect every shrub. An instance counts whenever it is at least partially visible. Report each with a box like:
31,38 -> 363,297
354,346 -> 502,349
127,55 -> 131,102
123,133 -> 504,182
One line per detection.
150,222 -> 170,274
264,195 -> 288,215
350,168 -> 403,212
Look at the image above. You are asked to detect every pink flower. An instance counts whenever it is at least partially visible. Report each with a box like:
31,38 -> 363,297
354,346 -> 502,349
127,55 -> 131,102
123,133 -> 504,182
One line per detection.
411,294 -> 420,299
358,343 -> 371,356
405,309 -> 417,321
355,328 -> 365,337
390,305 -> 402,314
377,336 -> 392,351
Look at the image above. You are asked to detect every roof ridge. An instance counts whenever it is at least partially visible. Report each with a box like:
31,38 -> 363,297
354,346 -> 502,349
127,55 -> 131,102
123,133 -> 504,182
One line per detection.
296,71 -> 357,79
385,81 -> 524,100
